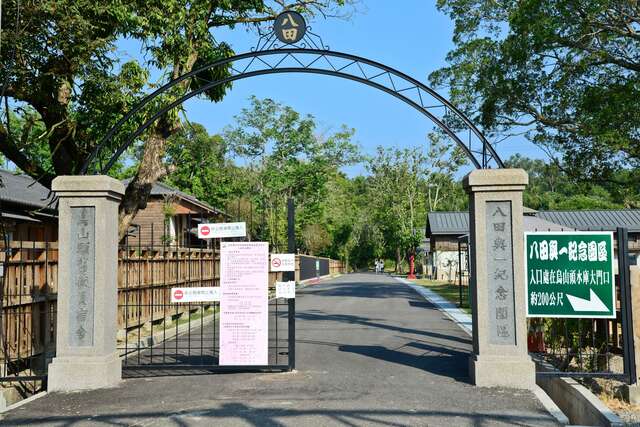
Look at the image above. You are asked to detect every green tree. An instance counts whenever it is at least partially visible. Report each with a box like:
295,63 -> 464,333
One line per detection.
366,146 -> 427,273
164,123 -> 243,210
223,96 -> 359,252
430,0 -> 640,200
424,133 -> 467,212
365,133 -> 467,272
1,0 -> 355,238
505,154 -> 623,210
320,173 -> 373,267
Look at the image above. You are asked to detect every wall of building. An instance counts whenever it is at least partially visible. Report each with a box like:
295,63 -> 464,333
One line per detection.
125,199 -> 221,247
2,219 -> 57,242
430,235 -> 461,252
432,250 -> 468,282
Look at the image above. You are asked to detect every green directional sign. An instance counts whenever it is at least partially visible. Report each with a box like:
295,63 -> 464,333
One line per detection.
525,231 -> 616,318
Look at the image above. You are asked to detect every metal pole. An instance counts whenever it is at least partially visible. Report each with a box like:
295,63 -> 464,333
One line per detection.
617,227 -> 637,384
458,239 -> 463,307
287,198 -> 295,261
287,197 -> 296,371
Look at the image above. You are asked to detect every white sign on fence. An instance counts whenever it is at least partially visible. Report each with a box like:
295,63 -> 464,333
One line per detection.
220,242 -> 269,366
275,281 -> 296,299
171,287 -> 221,303
270,253 -> 295,272
197,222 -> 246,239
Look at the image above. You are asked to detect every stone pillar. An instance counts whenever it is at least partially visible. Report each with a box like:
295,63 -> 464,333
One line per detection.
463,169 -> 536,389
625,266 -> 640,403
47,176 -> 124,392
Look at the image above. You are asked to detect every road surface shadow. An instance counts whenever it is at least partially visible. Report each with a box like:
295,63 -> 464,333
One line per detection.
1,401 -> 556,427
296,310 -> 472,346
301,278 -> 425,300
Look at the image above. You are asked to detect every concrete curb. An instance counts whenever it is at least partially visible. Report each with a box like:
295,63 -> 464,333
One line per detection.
297,273 -> 342,290
396,278 -> 472,336
533,386 -> 571,426
395,277 -> 571,426
0,391 -> 47,415
535,358 -> 624,427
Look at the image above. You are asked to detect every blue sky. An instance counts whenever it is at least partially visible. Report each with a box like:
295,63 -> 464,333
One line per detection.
118,1 -> 546,176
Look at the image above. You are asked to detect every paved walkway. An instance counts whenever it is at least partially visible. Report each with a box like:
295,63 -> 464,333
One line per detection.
1,273 -> 559,426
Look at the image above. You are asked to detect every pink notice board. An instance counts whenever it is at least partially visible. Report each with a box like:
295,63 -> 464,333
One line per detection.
219,242 -> 269,366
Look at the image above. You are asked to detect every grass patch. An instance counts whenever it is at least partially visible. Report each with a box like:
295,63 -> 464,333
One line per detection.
412,279 -> 471,313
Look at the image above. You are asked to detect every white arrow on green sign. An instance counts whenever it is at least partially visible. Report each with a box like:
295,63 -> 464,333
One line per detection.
566,289 -> 608,312
525,231 -> 616,319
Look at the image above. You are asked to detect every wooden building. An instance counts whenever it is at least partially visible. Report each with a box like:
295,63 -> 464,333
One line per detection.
121,180 -> 227,248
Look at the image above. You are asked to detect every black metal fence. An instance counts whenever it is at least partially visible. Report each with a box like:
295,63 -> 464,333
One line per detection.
119,223 -> 294,375
319,258 -> 330,276
298,255 -> 329,281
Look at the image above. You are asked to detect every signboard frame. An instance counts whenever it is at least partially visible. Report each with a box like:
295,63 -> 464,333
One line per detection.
524,230 -> 616,319
270,253 -> 296,272
170,287 -> 221,303
197,222 -> 246,239
219,241 -> 269,366
275,281 -> 296,299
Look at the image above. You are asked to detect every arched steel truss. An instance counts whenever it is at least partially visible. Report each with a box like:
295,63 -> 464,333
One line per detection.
82,47 -> 504,174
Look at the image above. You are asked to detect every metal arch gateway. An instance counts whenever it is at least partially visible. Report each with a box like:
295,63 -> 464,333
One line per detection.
82,49 -> 504,174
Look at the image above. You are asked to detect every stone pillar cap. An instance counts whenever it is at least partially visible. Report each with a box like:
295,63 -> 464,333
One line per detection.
52,175 -> 125,197
463,168 -> 528,190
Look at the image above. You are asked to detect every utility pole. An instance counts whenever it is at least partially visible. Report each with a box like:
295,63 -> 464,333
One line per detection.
286,197 -> 295,371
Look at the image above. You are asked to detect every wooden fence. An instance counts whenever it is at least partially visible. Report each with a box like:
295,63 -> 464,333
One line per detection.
1,241 -> 345,369
0,241 -> 57,374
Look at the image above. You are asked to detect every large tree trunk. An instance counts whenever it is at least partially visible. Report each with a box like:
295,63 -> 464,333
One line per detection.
118,129 -> 175,240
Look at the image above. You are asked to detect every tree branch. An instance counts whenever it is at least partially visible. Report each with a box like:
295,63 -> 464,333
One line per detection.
0,124 -> 54,188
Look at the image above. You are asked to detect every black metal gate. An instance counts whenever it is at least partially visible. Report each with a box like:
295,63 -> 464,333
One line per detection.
118,222 -> 294,376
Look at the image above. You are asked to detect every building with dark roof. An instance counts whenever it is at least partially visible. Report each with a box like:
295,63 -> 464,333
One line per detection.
120,178 -> 227,246
426,210 -> 640,237
0,169 -> 57,241
535,210 -> 640,233
0,169 -> 226,244
425,209 -> 640,281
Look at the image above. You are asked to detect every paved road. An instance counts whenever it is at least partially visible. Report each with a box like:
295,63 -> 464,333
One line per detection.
2,273 -> 559,426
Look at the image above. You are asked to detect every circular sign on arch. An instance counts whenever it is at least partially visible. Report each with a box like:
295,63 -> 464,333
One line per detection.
274,11 -> 306,44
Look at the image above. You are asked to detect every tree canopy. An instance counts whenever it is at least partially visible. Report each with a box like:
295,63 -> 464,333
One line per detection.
430,0 -> 639,206
1,0 -> 355,237
221,96 -> 359,252
3,2 -> 637,271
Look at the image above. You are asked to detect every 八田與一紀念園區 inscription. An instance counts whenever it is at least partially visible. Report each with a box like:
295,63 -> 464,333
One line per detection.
69,207 -> 95,347
486,201 -> 516,345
